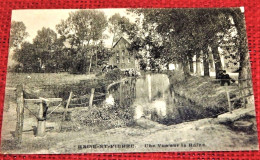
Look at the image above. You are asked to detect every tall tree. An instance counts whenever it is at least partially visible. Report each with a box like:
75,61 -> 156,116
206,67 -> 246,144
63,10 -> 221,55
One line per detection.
202,46 -> 210,76
33,27 -> 58,72
56,10 -> 107,74
108,13 -> 132,47
9,21 -> 29,49
13,42 -> 39,72
227,8 -> 253,106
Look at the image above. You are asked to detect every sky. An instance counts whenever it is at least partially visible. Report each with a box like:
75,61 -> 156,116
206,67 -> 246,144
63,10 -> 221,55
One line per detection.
11,9 -> 137,47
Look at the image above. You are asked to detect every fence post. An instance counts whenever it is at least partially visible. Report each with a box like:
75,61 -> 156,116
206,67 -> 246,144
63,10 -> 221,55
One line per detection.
63,91 -> 73,121
89,88 -> 95,107
15,85 -> 24,145
36,100 -> 46,137
225,86 -> 232,113
238,82 -> 246,108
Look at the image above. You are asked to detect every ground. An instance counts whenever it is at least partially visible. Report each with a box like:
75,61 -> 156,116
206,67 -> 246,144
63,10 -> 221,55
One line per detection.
1,72 -> 258,153
1,113 -> 258,153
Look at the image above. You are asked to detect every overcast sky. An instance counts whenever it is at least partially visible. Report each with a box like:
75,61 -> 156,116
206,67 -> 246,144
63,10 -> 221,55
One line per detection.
11,9 -> 136,47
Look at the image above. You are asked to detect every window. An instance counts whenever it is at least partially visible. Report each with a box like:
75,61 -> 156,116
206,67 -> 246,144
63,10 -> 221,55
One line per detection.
116,51 -> 119,56
122,49 -> 125,56
116,57 -> 120,64
128,58 -> 130,63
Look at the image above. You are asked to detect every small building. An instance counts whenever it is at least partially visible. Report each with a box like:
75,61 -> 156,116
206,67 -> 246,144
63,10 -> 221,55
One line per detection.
108,37 -> 139,70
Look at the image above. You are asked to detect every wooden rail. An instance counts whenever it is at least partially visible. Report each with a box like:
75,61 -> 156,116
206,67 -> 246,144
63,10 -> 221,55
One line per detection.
225,80 -> 253,113
15,85 -> 63,143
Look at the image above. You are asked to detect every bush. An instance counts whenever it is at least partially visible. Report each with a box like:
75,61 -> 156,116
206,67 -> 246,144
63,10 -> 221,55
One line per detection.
71,103 -> 135,131
105,68 -> 122,81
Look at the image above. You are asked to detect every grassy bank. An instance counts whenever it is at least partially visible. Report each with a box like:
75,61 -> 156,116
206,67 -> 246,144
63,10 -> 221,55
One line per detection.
167,71 -> 241,116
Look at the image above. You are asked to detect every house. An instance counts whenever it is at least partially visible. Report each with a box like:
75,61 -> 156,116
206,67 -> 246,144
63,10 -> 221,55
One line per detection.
108,37 -> 139,70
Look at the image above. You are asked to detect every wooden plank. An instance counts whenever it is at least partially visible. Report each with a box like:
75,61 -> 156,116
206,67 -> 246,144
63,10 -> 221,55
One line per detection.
41,98 -> 63,102
5,87 -> 17,91
89,88 -> 95,107
24,98 -> 62,103
39,97 -> 50,103
15,85 -> 24,145
63,91 -> 73,121
47,98 -> 63,102
24,99 -> 43,103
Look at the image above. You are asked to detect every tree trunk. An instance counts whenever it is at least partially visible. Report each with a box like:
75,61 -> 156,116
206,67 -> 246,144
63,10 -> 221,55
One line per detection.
95,50 -> 98,68
183,56 -> 190,78
196,52 -> 201,76
189,55 -> 194,74
211,44 -> 222,79
231,9 -> 252,106
174,61 -> 178,70
178,62 -> 183,71
88,55 -> 93,75
111,32 -> 116,47
208,50 -> 215,71
203,46 -> 210,77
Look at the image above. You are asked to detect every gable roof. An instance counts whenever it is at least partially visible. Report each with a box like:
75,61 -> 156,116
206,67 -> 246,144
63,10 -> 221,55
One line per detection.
112,37 -> 130,49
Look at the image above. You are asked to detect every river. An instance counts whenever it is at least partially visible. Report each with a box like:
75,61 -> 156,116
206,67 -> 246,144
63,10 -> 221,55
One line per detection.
107,73 -> 205,125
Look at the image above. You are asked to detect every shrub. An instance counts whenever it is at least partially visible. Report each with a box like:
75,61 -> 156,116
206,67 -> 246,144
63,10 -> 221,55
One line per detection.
105,68 -> 122,81
71,103 -> 135,131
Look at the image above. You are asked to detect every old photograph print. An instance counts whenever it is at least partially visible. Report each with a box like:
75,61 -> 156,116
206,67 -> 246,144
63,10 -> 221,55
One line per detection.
1,8 -> 259,153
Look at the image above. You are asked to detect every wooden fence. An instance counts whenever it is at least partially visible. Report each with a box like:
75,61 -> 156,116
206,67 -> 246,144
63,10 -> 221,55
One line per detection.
225,79 -> 254,113
13,84 -> 109,145
15,85 -> 63,145
68,88 -> 106,107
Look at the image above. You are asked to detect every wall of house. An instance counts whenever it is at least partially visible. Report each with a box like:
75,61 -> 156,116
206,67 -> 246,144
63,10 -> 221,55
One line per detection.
108,38 -> 137,70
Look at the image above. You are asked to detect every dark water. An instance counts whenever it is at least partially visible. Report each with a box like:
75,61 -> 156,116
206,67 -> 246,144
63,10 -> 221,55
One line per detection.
107,73 -> 206,125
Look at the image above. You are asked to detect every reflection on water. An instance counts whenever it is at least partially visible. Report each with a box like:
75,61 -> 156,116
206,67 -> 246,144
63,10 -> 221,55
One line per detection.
107,73 -> 204,125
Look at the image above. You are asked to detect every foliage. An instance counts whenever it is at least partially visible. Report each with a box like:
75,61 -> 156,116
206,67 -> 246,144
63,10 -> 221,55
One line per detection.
33,27 -> 58,72
108,13 -> 132,47
13,42 -> 40,72
55,10 -> 108,74
104,68 -> 122,81
9,21 -> 29,49
139,59 -> 147,70
128,8 -> 241,78
13,27 -> 60,72
71,103 -> 135,130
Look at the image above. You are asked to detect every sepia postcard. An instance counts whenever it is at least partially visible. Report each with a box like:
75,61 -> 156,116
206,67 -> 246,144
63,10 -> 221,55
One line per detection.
1,8 -> 259,154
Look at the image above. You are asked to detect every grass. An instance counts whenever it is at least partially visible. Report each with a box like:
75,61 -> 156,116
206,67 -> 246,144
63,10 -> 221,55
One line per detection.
5,72 -> 108,101
5,72 -> 96,88
168,71 -> 241,116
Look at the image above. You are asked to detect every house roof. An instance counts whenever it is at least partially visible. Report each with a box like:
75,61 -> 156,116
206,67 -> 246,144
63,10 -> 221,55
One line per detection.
112,37 -> 130,49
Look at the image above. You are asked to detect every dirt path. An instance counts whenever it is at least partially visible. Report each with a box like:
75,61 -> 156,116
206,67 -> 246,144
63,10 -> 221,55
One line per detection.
49,118 -> 258,153
2,116 -> 257,154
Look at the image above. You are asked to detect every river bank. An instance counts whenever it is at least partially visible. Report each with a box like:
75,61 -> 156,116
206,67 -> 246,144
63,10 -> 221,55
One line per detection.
167,71 -> 242,117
